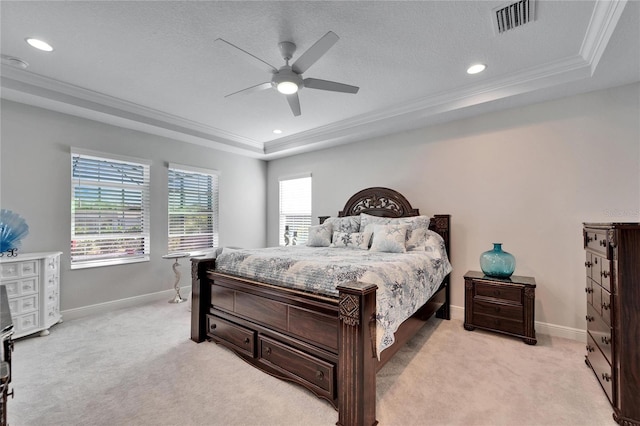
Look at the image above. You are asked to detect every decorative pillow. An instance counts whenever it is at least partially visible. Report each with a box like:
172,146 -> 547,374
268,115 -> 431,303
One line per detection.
306,223 -> 333,247
360,213 -> 431,249
368,224 -> 409,253
330,231 -> 372,250
324,216 -> 361,234
406,227 -> 429,251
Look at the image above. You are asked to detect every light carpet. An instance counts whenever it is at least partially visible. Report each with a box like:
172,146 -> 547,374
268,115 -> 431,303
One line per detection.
9,300 -> 615,426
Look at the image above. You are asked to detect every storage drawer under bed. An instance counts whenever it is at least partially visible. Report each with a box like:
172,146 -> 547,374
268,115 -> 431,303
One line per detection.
206,314 -> 256,358
258,334 -> 335,400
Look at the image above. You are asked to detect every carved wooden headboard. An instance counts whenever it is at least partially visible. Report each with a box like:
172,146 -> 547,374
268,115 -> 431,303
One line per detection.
320,187 -> 450,258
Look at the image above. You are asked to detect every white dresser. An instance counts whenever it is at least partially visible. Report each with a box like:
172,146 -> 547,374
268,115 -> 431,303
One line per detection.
0,252 -> 62,338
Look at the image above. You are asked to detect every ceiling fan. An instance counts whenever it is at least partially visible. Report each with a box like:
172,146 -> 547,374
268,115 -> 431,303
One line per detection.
216,31 -> 359,117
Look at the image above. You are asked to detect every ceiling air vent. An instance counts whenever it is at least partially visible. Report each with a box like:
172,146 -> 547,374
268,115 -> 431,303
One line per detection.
493,0 -> 536,34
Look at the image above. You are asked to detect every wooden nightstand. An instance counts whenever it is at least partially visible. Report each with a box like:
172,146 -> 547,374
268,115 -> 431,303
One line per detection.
463,270 -> 537,345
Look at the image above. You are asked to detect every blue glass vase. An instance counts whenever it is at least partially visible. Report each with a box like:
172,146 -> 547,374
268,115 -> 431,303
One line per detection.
480,243 -> 515,278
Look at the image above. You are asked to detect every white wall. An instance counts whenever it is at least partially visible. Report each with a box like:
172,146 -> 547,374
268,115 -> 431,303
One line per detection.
0,100 -> 267,311
267,83 -> 640,333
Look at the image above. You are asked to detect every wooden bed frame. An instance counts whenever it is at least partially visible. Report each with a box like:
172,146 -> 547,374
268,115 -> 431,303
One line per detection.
190,187 -> 451,426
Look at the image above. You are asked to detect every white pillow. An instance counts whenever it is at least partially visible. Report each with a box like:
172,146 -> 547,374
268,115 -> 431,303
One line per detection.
360,213 -> 430,250
369,224 -> 409,253
324,216 -> 361,234
330,231 -> 372,250
306,223 -> 333,247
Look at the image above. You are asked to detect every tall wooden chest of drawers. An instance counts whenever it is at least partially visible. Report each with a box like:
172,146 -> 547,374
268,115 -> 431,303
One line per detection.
0,252 -> 62,339
583,223 -> 640,426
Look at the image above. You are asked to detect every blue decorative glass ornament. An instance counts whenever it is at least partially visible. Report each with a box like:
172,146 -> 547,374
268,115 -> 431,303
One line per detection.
0,209 -> 29,253
480,243 -> 515,278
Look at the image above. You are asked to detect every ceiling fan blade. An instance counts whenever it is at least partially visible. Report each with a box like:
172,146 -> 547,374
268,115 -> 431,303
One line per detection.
291,31 -> 339,74
303,78 -> 359,94
215,38 -> 278,74
224,82 -> 273,98
286,93 -> 301,116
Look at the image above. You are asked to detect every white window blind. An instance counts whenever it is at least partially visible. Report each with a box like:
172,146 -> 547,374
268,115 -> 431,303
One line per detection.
71,150 -> 150,269
279,175 -> 312,246
168,164 -> 219,254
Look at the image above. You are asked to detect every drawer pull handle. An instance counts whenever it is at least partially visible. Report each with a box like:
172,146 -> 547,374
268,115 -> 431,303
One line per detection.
585,315 -> 594,322
586,236 -> 593,243
265,347 -> 272,356
600,239 -> 607,247
244,337 -> 250,345
601,270 -> 609,278
494,306 -> 501,313
601,302 -> 611,310
585,345 -> 594,353
584,261 -> 592,268
584,287 -> 593,294
601,336 -> 611,345
316,371 -> 324,381
210,323 -> 217,330
602,372 -> 612,382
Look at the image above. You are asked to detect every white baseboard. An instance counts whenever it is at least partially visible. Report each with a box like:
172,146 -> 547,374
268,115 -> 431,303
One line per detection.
449,305 -> 586,342
61,286 -> 191,322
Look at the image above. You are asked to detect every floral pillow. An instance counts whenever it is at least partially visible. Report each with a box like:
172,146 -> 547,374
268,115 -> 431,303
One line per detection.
324,216 -> 361,233
306,222 -> 333,247
368,224 -> 409,253
360,213 -> 430,250
330,231 -> 372,250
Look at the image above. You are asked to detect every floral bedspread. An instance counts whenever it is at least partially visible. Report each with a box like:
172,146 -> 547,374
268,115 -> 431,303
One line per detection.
214,231 -> 452,356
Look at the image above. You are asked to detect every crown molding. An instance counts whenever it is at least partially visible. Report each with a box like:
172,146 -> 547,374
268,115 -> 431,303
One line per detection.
0,66 -> 265,157
580,0 -> 628,73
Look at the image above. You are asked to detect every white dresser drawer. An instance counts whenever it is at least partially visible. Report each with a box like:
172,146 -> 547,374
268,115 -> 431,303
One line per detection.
0,264 -> 19,279
1,278 -> 38,297
0,260 -> 39,278
15,311 -> 39,335
11,294 -> 39,315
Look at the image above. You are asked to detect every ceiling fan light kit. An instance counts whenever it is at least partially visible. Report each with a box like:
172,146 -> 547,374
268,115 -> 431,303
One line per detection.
273,67 -> 303,94
217,31 -> 359,117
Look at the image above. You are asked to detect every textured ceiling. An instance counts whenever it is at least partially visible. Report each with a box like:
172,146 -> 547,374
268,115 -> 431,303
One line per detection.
1,1 -> 638,159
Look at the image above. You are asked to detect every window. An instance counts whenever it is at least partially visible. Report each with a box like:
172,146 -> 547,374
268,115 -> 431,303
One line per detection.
71,149 -> 150,269
168,164 -> 219,254
279,174 -> 312,246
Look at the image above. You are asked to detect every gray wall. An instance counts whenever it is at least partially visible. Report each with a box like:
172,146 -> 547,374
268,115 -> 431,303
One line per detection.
0,100 -> 267,311
266,83 -> 640,332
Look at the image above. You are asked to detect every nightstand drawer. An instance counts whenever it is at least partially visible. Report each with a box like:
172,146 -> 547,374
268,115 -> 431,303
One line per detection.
474,282 -> 522,303
472,313 -> 523,335
472,299 -> 523,321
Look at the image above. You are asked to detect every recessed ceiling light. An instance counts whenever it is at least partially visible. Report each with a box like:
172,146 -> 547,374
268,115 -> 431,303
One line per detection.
467,64 -> 486,75
25,38 -> 54,52
273,129 -> 283,134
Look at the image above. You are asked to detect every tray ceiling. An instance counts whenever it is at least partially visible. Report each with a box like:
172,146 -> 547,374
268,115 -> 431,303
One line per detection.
1,1 -> 638,159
